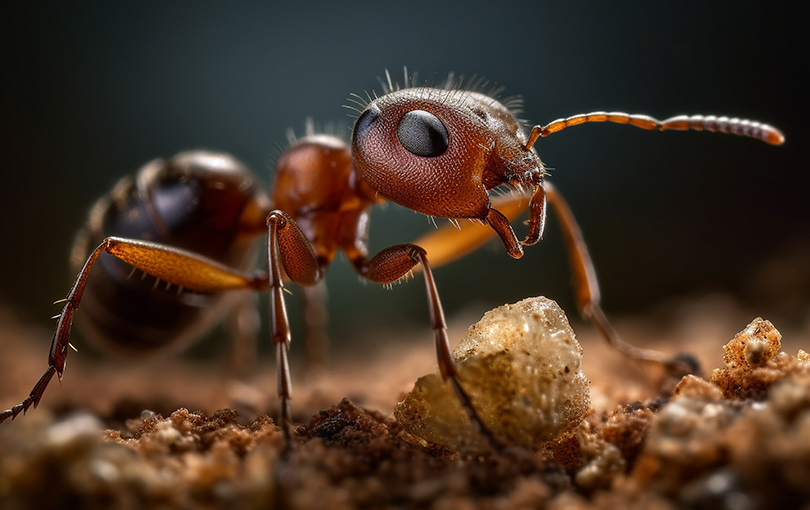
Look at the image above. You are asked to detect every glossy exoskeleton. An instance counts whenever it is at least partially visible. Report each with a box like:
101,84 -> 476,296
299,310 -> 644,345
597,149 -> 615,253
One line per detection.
70,152 -> 269,357
0,76 -> 784,449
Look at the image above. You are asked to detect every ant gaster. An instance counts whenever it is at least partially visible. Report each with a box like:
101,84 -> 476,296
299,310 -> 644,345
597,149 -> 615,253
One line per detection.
0,74 -> 784,448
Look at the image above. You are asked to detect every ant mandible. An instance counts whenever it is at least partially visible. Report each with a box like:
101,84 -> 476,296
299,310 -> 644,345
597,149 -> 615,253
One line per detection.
0,73 -> 784,447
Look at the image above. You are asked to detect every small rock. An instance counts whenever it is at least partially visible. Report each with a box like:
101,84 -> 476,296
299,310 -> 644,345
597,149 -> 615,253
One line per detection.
395,297 -> 590,452
723,318 -> 781,370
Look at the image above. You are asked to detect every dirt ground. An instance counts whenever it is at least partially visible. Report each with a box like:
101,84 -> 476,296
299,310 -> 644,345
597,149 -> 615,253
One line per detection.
1,295 -> 809,510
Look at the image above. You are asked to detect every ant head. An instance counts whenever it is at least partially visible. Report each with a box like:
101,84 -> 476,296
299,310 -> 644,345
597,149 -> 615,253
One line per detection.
351,88 -> 545,220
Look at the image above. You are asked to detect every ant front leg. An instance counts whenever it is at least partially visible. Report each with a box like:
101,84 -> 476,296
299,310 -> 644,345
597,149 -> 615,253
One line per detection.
354,243 -> 503,451
0,238 -> 269,424
411,189 -> 696,376
225,291 -> 262,379
408,195 -> 528,268
544,182 -> 698,375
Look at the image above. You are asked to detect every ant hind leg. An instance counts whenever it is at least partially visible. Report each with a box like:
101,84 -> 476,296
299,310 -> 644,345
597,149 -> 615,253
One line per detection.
545,181 -> 700,378
0,236 -> 270,424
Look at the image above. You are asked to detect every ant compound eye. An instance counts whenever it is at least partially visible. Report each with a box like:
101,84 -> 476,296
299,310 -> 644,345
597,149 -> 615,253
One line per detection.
396,110 -> 449,157
353,106 -> 381,144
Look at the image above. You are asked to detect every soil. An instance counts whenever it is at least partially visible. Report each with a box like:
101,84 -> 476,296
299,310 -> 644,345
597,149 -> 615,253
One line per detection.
1,295 -> 809,510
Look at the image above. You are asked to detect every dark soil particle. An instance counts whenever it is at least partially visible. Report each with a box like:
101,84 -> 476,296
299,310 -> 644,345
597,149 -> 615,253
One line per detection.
1,308 -> 809,509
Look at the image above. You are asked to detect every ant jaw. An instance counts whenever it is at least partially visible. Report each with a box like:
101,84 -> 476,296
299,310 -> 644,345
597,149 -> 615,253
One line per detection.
506,169 -> 544,190
520,230 -> 544,247
521,180 -> 548,247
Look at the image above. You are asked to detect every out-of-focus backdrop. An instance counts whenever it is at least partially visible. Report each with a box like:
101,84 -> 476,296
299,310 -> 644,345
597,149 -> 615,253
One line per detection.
1,2 -> 806,358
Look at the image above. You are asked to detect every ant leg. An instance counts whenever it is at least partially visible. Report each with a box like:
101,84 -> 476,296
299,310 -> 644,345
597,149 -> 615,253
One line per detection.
0,237 -> 269,424
226,291 -> 261,379
521,184 -> 547,247
544,182 -> 695,373
411,192 -> 528,268
301,282 -> 329,374
357,243 -> 503,450
266,211 -> 322,439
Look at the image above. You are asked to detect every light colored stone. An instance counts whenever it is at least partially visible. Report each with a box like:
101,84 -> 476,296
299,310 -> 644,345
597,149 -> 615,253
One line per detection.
395,297 -> 590,452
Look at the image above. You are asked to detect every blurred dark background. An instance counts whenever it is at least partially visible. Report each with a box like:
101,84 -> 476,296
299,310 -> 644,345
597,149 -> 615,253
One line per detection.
1,1 -> 807,358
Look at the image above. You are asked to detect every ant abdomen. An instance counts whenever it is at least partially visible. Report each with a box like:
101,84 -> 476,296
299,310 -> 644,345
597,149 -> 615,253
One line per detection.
71,151 -> 270,356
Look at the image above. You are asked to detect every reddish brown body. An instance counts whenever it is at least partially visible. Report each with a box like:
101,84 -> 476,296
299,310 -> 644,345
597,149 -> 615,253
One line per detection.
354,90 -> 538,217
271,134 -> 378,279
352,88 -> 548,258
0,77 -> 784,449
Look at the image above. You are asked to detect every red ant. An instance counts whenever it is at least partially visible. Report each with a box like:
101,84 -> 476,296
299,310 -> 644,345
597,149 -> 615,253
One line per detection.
0,73 -> 783,446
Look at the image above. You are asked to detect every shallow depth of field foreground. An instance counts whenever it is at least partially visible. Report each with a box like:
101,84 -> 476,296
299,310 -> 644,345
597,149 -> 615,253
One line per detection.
1,293 -> 809,510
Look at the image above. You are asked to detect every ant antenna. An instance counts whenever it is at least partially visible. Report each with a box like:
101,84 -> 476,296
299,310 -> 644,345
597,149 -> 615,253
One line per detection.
525,112 -> 785,151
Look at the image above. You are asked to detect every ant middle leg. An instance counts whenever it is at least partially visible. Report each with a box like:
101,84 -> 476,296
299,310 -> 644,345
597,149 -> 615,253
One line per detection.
265,211 -> 323,439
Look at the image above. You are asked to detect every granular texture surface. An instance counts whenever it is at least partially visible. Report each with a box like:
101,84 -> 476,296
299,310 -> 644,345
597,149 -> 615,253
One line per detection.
395,297 -> 590,452
1,302 -> 809,509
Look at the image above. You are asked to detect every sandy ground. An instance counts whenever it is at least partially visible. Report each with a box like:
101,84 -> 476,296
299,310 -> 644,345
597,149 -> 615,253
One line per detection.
0,295 -> 809,510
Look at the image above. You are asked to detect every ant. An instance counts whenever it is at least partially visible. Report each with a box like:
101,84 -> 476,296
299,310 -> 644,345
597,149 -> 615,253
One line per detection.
0,73 -> 784,448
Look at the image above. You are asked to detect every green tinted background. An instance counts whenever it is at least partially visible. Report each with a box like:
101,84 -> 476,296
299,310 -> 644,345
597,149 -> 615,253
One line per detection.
1,1 -> 805,354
